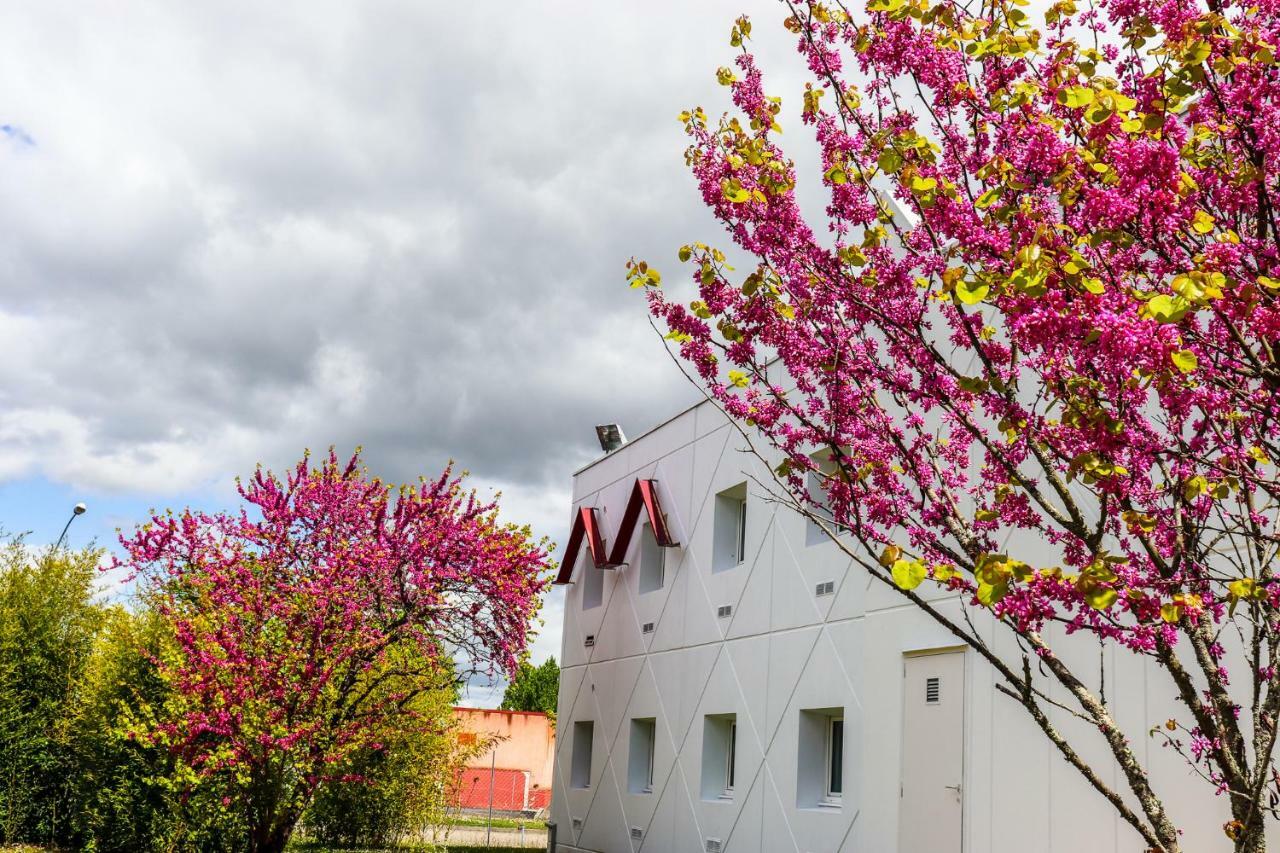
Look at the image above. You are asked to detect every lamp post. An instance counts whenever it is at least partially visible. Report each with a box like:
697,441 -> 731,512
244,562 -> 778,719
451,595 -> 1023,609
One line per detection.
54,503 -> 87,550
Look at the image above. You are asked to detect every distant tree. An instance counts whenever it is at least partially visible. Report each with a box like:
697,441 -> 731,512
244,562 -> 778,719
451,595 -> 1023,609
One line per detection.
0,538 -> 104,846
63,606 -> 177,851
499,656 -> 559,720
304,676 -> 491,848
115,450 -> 551,853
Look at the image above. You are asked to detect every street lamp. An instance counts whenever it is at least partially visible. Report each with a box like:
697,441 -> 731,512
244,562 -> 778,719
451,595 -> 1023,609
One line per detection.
54,503 -> 87,550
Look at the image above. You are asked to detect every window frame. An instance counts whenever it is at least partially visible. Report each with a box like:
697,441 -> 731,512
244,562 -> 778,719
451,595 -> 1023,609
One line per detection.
734,500 -> 747,565
725,721 -> 737,796
824,716 -> 844,802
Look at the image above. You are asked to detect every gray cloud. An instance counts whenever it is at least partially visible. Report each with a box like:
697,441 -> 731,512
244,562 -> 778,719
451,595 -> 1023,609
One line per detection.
0,0 -> 819,673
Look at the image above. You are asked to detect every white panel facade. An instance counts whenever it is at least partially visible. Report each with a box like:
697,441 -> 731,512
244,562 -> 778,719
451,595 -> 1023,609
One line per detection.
550,400 -> 1237,853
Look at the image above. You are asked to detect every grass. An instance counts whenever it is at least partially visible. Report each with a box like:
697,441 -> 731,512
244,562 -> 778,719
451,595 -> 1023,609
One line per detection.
289,841 -> 541,852
446,815 -> 542,830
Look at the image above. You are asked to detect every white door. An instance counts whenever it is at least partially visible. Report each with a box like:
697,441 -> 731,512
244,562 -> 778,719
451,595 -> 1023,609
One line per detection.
899,650 -> 965,853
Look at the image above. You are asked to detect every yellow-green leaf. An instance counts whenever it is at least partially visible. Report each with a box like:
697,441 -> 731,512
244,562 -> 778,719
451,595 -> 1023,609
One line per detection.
878,149 -> 904,173
1057,86 -> 1095,108
1082,582 -> 1119,610
891,558 -> 927,590
910,175 -> 938,193
1148,294 -> 1189,323
956,280 -> 990,304
976,579 -> 1009,606
1170,349 -> 1198,373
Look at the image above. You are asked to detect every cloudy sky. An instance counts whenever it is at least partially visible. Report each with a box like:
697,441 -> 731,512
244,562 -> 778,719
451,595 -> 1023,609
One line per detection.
0,0 -> 817,705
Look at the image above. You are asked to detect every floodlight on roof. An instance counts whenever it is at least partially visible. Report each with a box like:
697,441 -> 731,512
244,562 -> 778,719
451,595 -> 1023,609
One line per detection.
595,424 -> 626,453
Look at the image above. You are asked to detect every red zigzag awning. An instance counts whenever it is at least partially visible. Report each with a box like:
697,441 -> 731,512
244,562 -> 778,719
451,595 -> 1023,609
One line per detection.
553,479 -> 678,585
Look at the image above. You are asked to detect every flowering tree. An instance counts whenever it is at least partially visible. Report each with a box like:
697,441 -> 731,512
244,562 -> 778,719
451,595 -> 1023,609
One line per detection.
638,1 -> 1280,850
115,451 -> 549,853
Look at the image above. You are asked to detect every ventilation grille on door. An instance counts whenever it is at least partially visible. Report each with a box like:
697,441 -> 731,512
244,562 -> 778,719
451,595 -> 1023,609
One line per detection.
630,826 -> 644,840
584,634 -> 595,648
642,622 -> 655,634
815,580 -> 835,596
716,605 -> 732,619
705,839 -> 723,853
926,676 -> 941,704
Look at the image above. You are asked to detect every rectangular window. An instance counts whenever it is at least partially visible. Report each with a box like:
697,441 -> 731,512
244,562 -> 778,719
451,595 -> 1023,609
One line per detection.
797,707 -> 844,808
805,450 -> 849,545
700,714 -> 738,800
571,721 -> 594,789
582,560 -> 604,610
826,717 -> 844,799
628,718 -> 657,794
638,521 -> 665,594
713,484 -> 748,572
726,721 -> 737,792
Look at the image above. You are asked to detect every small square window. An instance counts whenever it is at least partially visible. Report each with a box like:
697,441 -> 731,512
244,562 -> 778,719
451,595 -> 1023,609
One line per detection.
713,484 -> 748,572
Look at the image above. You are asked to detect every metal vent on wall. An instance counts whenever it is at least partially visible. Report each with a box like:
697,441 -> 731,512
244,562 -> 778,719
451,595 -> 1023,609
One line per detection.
630,826 -> 644,840
926,676 -> 941,704
584,634 -> 595,648
716,605 -> 732,619
706,839 -> 723,853
642,622 -> 655,634
815,580 -> 835,596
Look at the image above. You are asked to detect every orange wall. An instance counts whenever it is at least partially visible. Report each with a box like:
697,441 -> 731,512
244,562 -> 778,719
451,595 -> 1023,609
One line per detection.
454,707 -> 555,789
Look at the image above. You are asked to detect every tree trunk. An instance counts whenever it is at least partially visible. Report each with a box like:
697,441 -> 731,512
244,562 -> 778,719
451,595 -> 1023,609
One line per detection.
251,811 -> 300,853
1237,832 -> 1266,853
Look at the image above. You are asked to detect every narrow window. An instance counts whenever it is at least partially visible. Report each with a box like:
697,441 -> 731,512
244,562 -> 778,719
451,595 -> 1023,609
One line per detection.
699,714 -> 738,800
826,717 -> 844,800
726,721 -> 737,793
638,521 -> 665,594
571,721 -> 594,789
582,558 -> 604,610
805,450 -> 848,545
713,484 -> 748,572
628,718 -> 657,794
797,707 -> 845,809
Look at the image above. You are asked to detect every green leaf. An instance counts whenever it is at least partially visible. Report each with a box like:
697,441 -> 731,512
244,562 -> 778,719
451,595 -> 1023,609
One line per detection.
955,280 -> 990,304
910,175 -> 938,193
721,178 -> 752,204
975,187 -> 1002,209
824,165 -> 849,185
727,370 -> 750,388
976,579 -> 1009,606
891,558 -> 927,590
1170,349 -> 1198,373
1083,583 -> 1118,610
1148,294 -> 1189,323
877,149 -> 904,173
1057,86 -> 1095,108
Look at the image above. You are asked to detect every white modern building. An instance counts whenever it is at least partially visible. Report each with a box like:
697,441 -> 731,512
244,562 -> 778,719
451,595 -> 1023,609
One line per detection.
549,397 -> 1236,853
